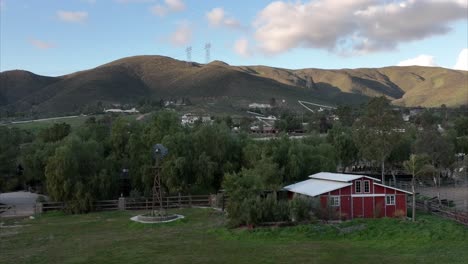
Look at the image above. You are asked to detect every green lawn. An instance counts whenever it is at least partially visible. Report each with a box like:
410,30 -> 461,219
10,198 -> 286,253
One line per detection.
3,114 -> 141,133
1,208 -> 467,264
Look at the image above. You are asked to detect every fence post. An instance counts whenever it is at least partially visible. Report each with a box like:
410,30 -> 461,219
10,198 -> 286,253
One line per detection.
178,193 -> 181,207
166,196 -> 169,209
209,194 -> 214,207
189,195 -> 192,208
35,202 -> 43,215
118,197 -> 126,211
222,193 -> 225,212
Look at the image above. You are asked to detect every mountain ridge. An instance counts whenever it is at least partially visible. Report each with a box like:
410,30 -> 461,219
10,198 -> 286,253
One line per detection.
1,55 -> 467,115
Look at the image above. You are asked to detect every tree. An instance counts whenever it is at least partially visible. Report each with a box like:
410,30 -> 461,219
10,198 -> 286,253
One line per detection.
20,141 -> 60,191
38,123 -> 71,143
45,137 -> 114,213
387,132 -> 413,183
222,170 -> 263,226
403,154 -> 434,222
414,129 -> 455,204
327,125 -> 358,172
335,105 -> 355,127
353,97 -> 403,182
0,127 -> 23,191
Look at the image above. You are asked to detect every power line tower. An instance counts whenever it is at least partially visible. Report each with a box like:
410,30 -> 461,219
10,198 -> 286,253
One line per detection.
185,46 -> 192,66
205,43 -> 211,63
306,76 -> 312,89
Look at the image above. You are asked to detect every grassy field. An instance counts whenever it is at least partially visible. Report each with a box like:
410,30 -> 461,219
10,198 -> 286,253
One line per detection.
1,208 -> 467,264
3,114 -> 141,133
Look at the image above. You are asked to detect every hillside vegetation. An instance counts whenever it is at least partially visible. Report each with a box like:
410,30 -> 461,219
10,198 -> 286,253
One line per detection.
1,55 -> 467,116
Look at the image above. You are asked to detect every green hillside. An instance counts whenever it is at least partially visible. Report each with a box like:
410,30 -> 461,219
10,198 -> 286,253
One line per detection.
1,55 -> 467,116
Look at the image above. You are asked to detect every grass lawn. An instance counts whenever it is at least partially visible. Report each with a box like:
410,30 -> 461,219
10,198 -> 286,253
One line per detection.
4,114 -> 141,133
1,208 -> 467,264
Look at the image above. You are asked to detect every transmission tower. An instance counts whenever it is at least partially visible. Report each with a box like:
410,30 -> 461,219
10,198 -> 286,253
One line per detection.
185,46 -> 192,66
306,76 -> 312,89
205,43 -> 211,63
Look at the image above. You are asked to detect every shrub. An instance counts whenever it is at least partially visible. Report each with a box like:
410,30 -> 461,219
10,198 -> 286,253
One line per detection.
289,197 -> 311,222
258,194 -> 277,222
275,200 -> 290,222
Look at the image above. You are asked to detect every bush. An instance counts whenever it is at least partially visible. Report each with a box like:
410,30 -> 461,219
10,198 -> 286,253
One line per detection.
289,197 -> 311,222
275,200 -> 290,222
258,194 -> 277,222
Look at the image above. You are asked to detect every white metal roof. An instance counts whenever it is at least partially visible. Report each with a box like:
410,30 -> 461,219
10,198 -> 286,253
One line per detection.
308,172 -> 380,182
283,179 -> 352,197
374,183 -> 413,194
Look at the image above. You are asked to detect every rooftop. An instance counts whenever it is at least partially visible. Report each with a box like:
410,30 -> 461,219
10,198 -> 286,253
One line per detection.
283,178 -> 352,197
308,172 -> 380,182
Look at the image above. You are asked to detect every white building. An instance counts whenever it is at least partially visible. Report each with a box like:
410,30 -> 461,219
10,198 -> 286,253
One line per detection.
181,113 -> 212,126
104,107 -> 139,114
248,103 -> 271,109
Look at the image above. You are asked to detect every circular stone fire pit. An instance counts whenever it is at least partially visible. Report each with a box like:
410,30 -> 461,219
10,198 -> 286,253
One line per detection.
130,213 -> 184,224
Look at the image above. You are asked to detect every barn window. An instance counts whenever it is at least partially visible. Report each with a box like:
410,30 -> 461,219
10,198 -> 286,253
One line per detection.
330,196 -> 340,207
386,195 -> 395,205
364,180 -> 370,193
355,181 -> 362,193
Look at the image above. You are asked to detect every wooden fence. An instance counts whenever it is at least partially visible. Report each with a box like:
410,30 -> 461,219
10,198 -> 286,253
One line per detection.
0,204 -> 15,215
39,194 -> 213,213
414,200 -> 468,226
124,195 -> 212,210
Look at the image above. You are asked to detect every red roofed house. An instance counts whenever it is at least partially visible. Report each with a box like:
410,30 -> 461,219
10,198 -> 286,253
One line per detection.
284,172 -> 411,220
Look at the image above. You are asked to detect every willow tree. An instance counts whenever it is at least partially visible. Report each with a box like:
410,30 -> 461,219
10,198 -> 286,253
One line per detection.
353,97 -> 403,183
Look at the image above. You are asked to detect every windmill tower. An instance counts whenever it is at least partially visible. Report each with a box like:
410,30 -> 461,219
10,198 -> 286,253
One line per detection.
151,144 -> 168,215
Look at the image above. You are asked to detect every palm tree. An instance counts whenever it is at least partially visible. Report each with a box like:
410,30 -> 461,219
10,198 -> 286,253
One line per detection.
403,154 -> 434,222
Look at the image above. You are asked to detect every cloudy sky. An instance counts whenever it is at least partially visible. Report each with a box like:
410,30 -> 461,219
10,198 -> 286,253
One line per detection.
0,0 -> 467,76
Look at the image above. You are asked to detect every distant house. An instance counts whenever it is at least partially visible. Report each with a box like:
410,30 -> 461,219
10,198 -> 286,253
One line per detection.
284,172 -> 410,219
181,113 -> 212,126
104,107 -> 139,114
402,113 -> 410,122
249,103 -> 271,109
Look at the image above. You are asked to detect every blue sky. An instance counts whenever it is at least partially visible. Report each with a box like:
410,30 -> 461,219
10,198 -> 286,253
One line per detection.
0,0 -> 467,76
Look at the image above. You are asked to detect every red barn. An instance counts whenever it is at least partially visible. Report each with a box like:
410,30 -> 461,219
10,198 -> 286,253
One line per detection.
284,172 -> 411,219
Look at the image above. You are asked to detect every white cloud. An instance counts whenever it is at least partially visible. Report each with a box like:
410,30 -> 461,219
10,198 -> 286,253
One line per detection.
150,5 -> 167,16
253,0 -> 467,55
57,10 -> 88,23
29,38 -> 55,50
453,48 -> 468,71
206,8 -> 224,26
233,38 -> 251,57
116,0 -> 155,3
398,55 -> 437,67
165,0 -> 185,11
206,7 -> 241,29
150,0 -> 185,17
170,23 -> 192,46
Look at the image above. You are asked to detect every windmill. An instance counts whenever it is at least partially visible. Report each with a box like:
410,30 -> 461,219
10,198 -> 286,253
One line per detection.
151,144 -> 168,216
